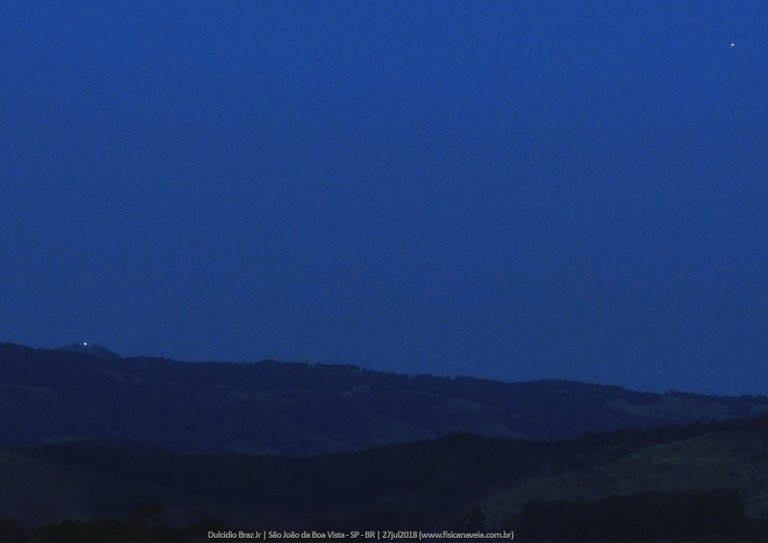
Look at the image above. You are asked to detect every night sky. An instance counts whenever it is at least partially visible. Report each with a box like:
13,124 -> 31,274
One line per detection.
2,1 -> 767,395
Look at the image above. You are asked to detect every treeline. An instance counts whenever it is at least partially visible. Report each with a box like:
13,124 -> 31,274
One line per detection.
3,490 -> 766,542
0,506 -> 224,542
503,489 -> 768,541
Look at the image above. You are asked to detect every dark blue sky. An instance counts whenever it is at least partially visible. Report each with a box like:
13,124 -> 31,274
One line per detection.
2,1 -> 767,395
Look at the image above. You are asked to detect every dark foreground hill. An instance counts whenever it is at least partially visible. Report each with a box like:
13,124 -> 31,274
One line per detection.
3,416 -> 768,540
1,343 -> 767,455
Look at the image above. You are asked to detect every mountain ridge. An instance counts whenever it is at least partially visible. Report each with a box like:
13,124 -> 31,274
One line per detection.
2,342 -> 767,456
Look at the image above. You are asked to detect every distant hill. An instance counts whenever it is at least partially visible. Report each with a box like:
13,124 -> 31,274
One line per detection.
1,342 -> 767,455
55,343 -> 122,361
